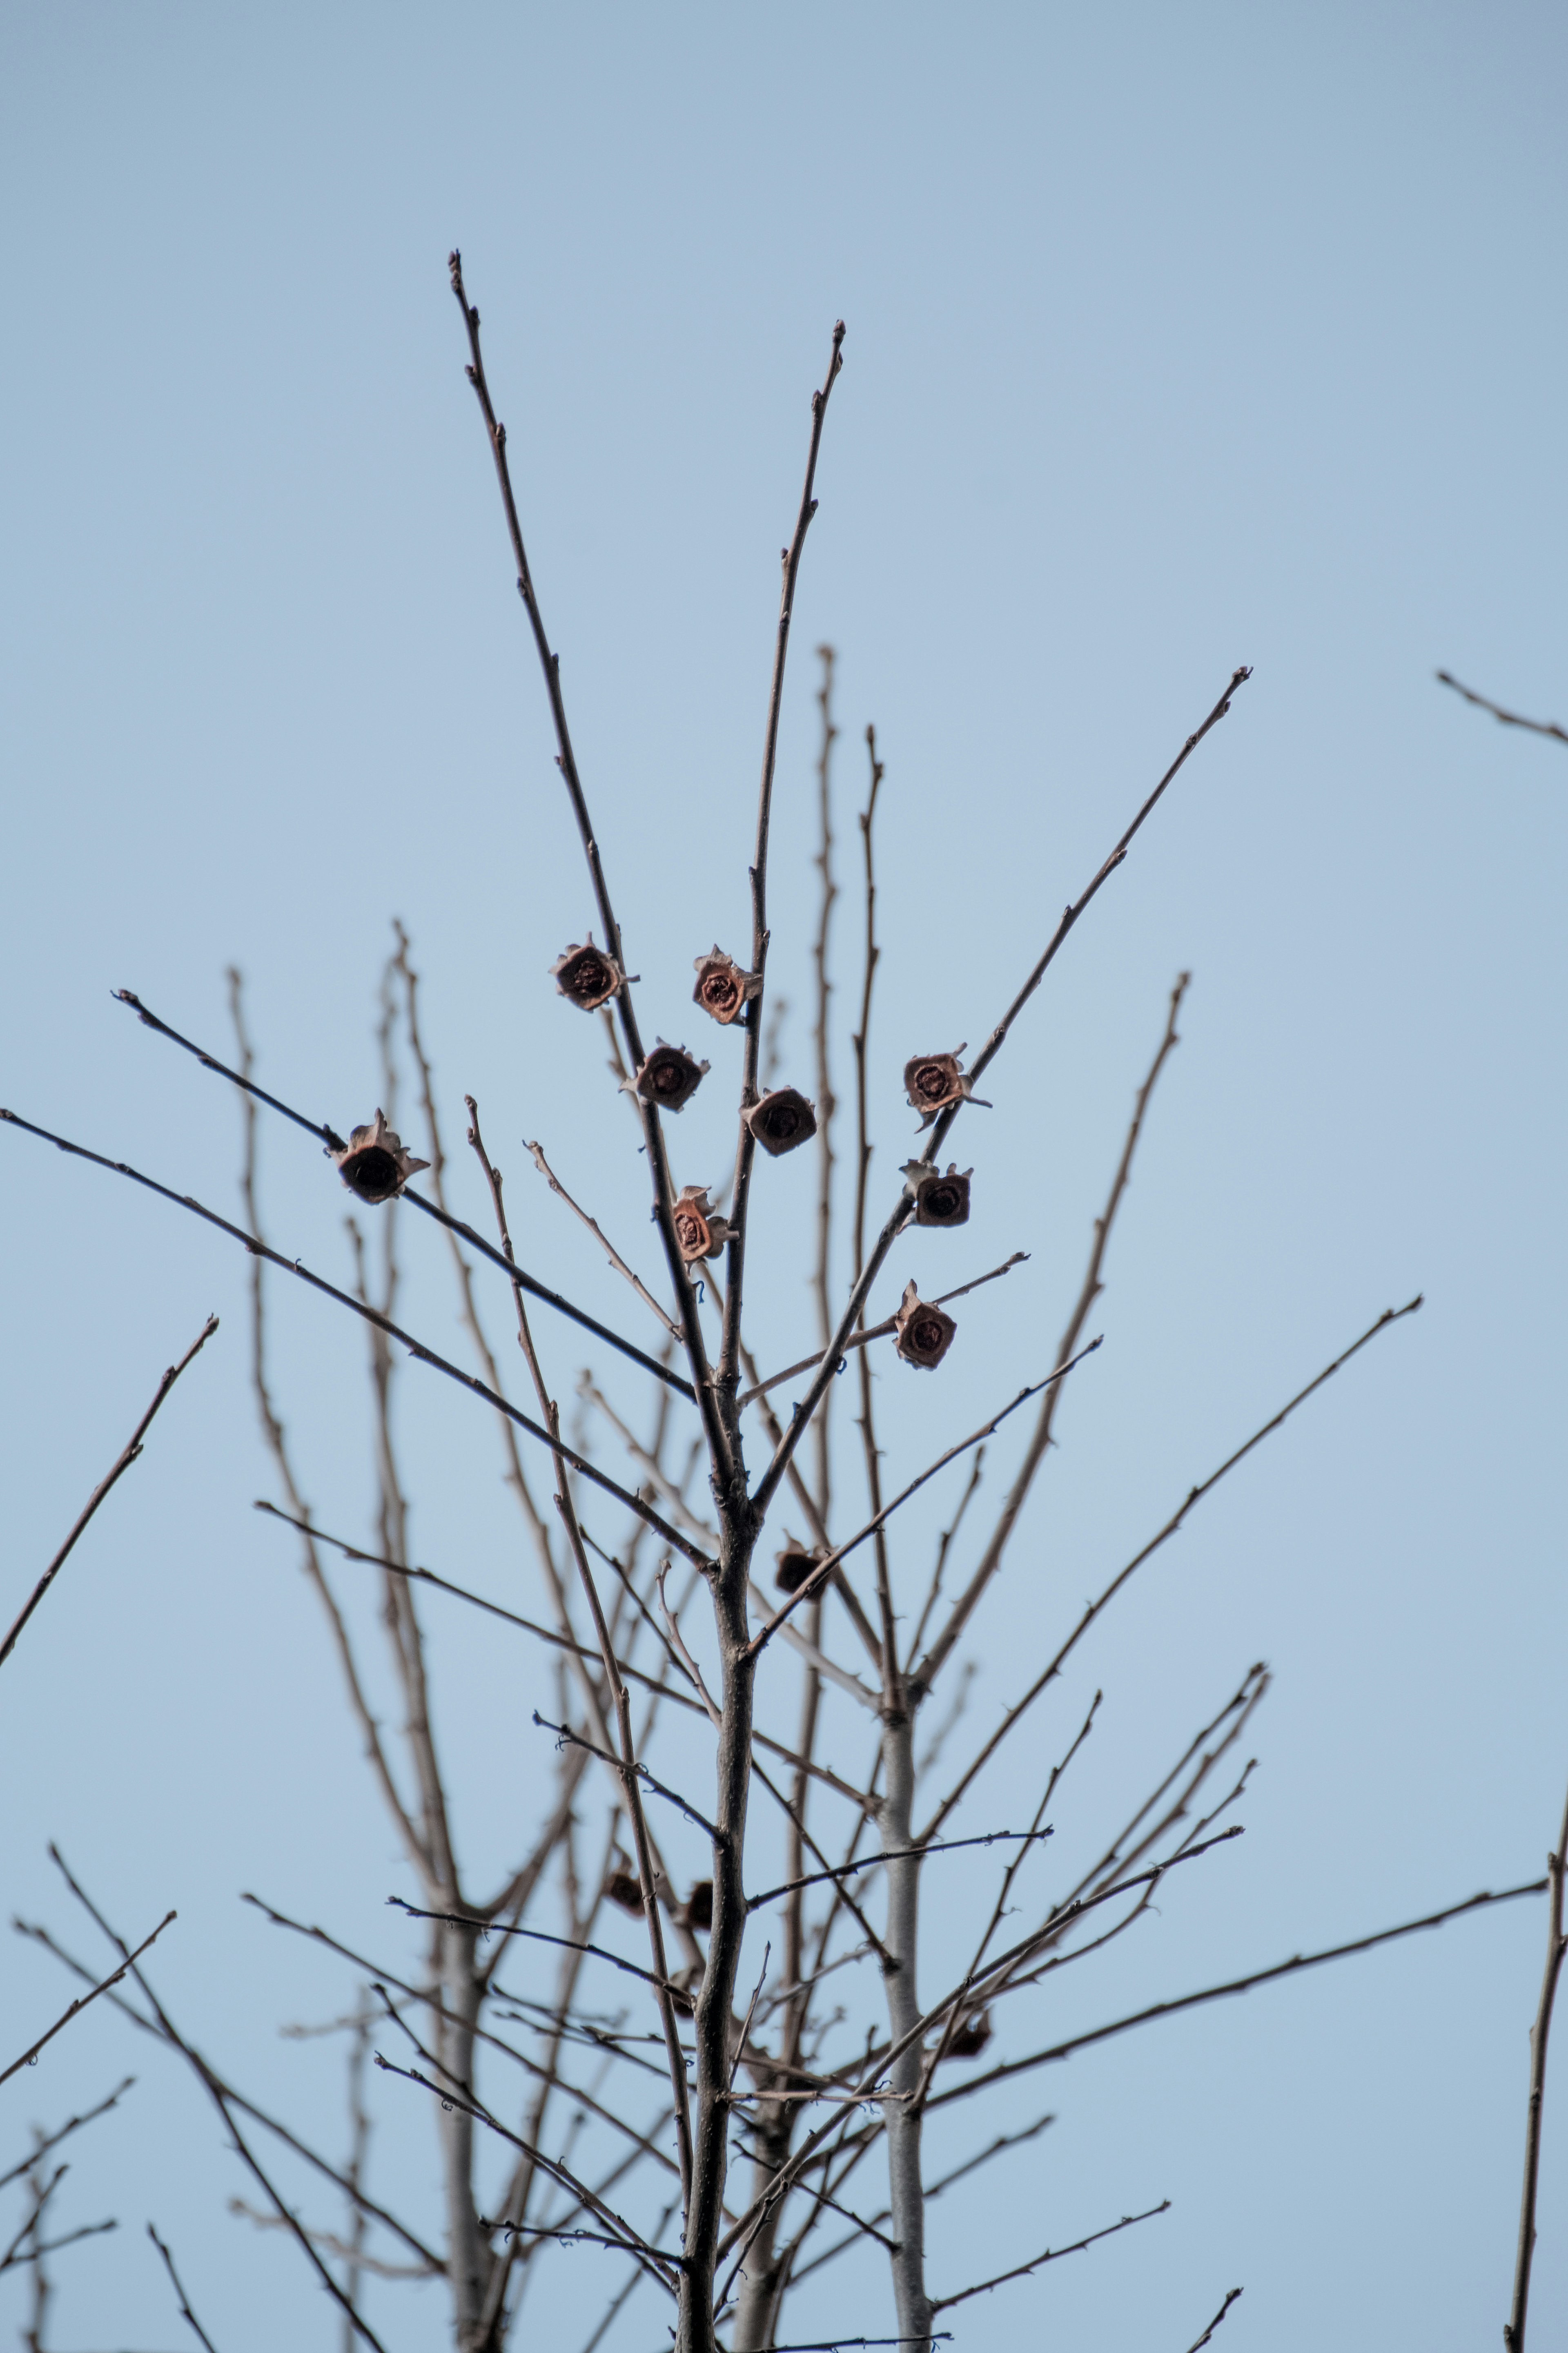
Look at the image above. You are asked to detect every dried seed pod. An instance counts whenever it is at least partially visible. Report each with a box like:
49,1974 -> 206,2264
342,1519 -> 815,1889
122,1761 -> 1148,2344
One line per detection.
774,1539 -> 824,1594
671,1184 -> 732,1263
624,1039 -> 709,1114
604,1867 -> 644,1916
692,945 -> 760,1026
902,1160 -> 972,1228
902,1046 -> 990,1130
893,1279 -> 957,1370
682,1879 -> 714,1933
549,935 -> 625,1011
332,1111 -> 430,1204
746,1086 -> 817,1158
946,2010 -> 993,2060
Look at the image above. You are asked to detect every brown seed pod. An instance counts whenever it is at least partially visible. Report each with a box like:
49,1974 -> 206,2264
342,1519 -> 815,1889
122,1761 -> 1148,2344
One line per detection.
625,1039 -> 709,1114
549,935 -> 625,1012
682,1879 -> 714,1933
604,1867 -> 644,1916
671,1184 -> 732,1263
332,1111 -> 430,1205
902,1046 -> 990,1130
902,1160 -> 972,1227
946,2010 -> 993,2060
774,1540 -> 825,1594
893,1279 -> 957,1370
692,945 -> 760,1026
746,1086 -> 818,1158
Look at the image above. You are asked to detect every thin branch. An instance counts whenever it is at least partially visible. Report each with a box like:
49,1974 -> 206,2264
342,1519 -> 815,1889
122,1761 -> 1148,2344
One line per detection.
745,1339 -> 1103,1659
239,1896 -> 681,2183
1503,1773 -> 1568,2350
13,1918 -> 444,2274
2,1318 -> 217,1672
525,1138 -> 682,1340
914,972 -> 1187,1696
752,666 -> 1251,1522
1437,671 -> 1567,747
657,1566 -> 723,1730
251,1498 -> 710,1724
0,2085 -> 135,2212
385,1896 -> 686,2005
811,642 -> 839,1524
111,987 -> 693,1400
747,1830 -> 1053,1916
447,248 -> 731,1476
1183,2286 -> 1244,2352
48,1852 -> 389,2351
922,1298 -> 1423,1837
930,2198 -> 1169,2311
0,1911 -> 175,2088
0,1107 -> 711,1568
925,1877 -> 1550,2114
737,1256 -> 1028,1410
147,2224 -> 220,2353
370,2053 -> 679,2294
718,319 -> 847,1387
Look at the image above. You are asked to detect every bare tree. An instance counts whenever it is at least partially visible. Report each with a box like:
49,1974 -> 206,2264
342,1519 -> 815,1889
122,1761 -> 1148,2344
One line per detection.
4,268 -> 1555,2353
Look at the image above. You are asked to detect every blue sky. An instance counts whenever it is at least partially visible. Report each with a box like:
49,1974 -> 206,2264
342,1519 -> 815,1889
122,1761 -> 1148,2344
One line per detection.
2,6 -> 1565,2347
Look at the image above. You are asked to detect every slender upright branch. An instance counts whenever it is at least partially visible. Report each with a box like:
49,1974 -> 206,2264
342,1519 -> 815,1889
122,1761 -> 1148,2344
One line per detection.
914,975 -> 1188,1695
447,250 -> 730,1476
719,327 -> 846,1389
1504,1773 -> 1568,2350
752,669 -> 1250,1523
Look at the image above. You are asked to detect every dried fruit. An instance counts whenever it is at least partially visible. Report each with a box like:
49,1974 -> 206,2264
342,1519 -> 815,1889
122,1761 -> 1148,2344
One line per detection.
604,1867 -> 644,1916
671,1184 -> 732,1263
332,1111 -> 430,1204
902,1160 -> 972,1227
625,1040 -> 709,1114
893,1279 -> 957,1370
746,1087 -> 817,1158
903,1046 -> 989,1130
549,936 -> 625,1011
774,1540 -> 824,1594
946,2010 -> 993,2059
683,1879 -> 714,1933
692,945 -> 760,1026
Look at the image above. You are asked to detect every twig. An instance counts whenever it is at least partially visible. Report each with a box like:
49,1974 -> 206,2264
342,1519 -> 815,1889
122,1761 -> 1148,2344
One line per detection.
751,667 -> 1251,1522
370,2052 -> 678,2293
915,973 -> 1187,1696
657,1566 -> 723,1730
0,2079 -> 135,2193
746,1830 -> 1053,1916
0,1108 -> 710,1569
525,1138 -> 682,1339
1503,1774 -> 1568,2349
922,1298 -> 1423,1836
1183,2285 -> 1244,2352
930,2198 -> 1169,2311
0,1911 -> 176,2088
110,986 -> 694,1399
737,1256 -> 1029,1409
147,2224 -> 220,2352
1,1318 -> 217,1672
447,248 -> 732,1479
251,1498 -> 709,1720
925,1877 -> 1550,2113
718,319 -> 846,1389
1437,671 -> 1567,747
745,1338 -> 1103,1658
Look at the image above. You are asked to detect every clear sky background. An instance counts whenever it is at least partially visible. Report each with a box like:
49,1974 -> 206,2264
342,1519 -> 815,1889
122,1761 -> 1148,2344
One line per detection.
2,6 -> 1565,2348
